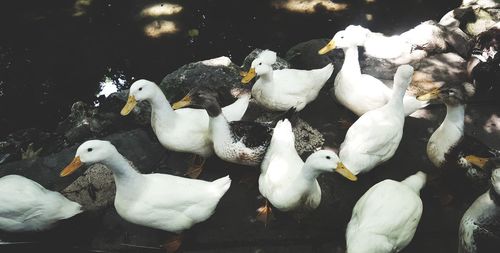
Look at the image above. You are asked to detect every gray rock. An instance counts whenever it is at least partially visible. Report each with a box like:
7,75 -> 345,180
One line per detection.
254,111 -> 325,156
61,164 -> 115,211
159,56 -> 246,106
56,94 -> 149,144
0,129 -> 165,194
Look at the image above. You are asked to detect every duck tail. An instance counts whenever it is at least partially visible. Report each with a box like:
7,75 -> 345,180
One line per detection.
271,118 -> 295,145
271,107 -> 297,126
212,175 -> 232,195
401,171 -> 427,194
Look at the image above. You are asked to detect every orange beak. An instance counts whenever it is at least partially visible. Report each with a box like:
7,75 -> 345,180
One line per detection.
60,156 -> 83,177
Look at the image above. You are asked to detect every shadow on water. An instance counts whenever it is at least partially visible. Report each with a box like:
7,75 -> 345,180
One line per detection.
0,0 -> 461,136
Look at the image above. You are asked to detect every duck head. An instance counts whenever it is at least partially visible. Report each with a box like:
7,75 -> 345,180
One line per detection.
172,87 -> 222,117
241,50 -> 276,84
60,140 -> 117,177
121,79 -> 157,116
416,82 -> 474,106
306,149 -> 357,181
318,25 -> 370,54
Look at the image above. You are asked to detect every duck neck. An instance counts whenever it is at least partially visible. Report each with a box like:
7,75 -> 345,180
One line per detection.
258,71 -> 274,84
401,172 -> 426,195
387,83 -> 407,108
148,87 -> 176,124
341,47 -> 361,75
489,186 -> 500,206
101,152 -> 142,185
301,162 -> 324,182
441,103 -> 465,133
208,109 -> 231,143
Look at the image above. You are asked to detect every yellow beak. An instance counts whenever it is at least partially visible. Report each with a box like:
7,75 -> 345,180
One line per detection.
172,95 -> 192,110
120,95 -> 137,116
60,156 -> 83,177
318,40 -> 336,55
241,68 -> 256,84
336,162 -> 358,181
417,88 -> 440,101
465,155 -> 489,169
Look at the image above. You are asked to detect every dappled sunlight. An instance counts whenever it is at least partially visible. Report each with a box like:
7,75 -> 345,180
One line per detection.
201,56 -> 232,67
483,114 -> 499,134
144,20 -> 179,38
140,3 -> 183,17
73,0 -> 92,16
271,0 -> 348,14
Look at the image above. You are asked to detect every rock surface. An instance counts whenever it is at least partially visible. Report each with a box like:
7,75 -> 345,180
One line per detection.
158,56 -> 246,106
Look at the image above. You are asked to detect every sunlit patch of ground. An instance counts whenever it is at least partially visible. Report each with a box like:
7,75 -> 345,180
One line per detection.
140,3 -> 183,38
483,114 -> 499,134
271,0 -> 348,13
140,3 -> 183,17
73,0 -> 92,16
144,20 -> 179,38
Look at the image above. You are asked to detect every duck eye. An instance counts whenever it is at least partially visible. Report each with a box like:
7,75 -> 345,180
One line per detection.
326,156 -> 331,160
259,62 -> 262,65
87,148 -> 93,152
139,87 -> 143,91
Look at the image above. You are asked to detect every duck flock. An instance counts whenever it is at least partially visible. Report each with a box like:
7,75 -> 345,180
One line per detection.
0,2 -> 499,253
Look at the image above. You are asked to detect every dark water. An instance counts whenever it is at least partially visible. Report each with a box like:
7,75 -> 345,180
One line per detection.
0,0 -> 460,136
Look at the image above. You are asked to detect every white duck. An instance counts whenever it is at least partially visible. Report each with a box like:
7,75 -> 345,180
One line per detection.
257,119 -> 356,219
336,65 -> 413,177
320,23 -> 445,64
241,50 -> 333,111
121,79 -> 250,177
60,140 -> 231,251
0,175 -> 82,232
346,171 -> 426,253
318,26 -> 428,116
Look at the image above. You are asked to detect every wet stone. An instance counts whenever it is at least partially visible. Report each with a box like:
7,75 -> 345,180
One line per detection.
159,56 -> 246,106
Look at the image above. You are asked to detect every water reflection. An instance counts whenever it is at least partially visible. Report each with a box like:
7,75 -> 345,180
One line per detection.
272,0 -> 349,13
95,69 -> 129,106
140,3 -> 183,17
73,0 -> 92,16
144,20 -> 179,38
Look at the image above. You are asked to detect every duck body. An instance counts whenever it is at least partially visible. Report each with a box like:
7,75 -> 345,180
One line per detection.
251,64 -> 333,111
210,116 -> 272,166
243,50 -> 333,111
346,172 -> 426,253
114,172 -> 231,233
122,80 -> 249,158
321,28 -> 427,116
333,47 -> 390,115
61,140 -> 231,234
338,65 -> 413,176
173,88 -> 284,166
459,162 -> 500,253
259,119 -> 344,211
0,175 -> 82,232
344,23 -> 446,64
